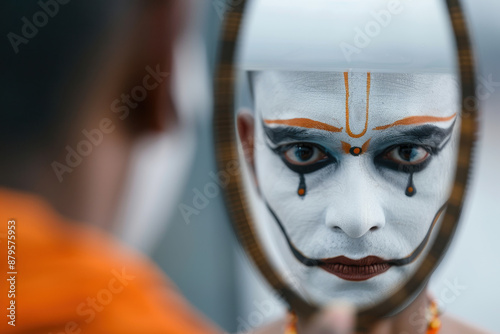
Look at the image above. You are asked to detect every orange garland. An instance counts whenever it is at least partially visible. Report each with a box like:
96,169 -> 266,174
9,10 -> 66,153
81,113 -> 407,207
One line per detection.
427,300 -> 441,334
285,300 -> 441,334
284,313 -> 298,334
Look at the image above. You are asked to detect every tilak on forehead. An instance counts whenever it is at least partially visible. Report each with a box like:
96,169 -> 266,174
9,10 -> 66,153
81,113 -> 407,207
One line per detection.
264,72 -> 456,154
261,72 -> 457,198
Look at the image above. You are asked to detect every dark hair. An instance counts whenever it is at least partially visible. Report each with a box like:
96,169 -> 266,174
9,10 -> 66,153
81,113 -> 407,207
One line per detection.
0,0 -> 130,152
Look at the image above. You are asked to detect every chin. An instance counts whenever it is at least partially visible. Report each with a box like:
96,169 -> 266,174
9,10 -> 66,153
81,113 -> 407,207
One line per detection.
299,264 -> 418,308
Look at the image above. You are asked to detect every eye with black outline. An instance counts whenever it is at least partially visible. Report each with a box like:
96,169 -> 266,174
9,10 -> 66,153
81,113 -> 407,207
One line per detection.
375,143 -> 433,173
274,143 -> 336,174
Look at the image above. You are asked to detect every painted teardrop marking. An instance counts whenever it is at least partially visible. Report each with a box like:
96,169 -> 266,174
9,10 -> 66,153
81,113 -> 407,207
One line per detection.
405,172 -> 416,197
297,174 -> 306,197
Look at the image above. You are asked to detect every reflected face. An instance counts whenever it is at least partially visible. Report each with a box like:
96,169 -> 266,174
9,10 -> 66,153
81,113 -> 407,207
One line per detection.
249,71 -> 459,307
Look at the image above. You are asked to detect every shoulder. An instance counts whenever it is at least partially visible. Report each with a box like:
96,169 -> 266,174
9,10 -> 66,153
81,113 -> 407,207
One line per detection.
441,314 -> 493,334
2,189 -> 220,333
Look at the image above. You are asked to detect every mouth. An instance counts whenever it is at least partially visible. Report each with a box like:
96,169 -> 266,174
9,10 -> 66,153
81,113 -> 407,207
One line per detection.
319,256 -> 391,281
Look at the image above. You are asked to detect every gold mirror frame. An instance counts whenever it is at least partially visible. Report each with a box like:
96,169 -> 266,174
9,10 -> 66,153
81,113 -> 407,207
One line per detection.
213,0 -> 478,330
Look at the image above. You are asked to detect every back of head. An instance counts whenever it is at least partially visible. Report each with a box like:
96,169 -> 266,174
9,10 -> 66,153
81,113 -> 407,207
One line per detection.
0,1 -> 129,186
0,0 -> 182,192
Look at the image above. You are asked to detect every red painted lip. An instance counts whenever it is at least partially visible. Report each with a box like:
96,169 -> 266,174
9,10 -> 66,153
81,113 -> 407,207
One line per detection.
319,256 -> 391,281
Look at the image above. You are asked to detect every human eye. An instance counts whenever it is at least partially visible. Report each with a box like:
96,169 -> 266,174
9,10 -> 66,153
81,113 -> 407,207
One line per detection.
375,144 -> 433,173
283,143 -> 328,165
276,143 -> 335,173
387,144 -> 430,165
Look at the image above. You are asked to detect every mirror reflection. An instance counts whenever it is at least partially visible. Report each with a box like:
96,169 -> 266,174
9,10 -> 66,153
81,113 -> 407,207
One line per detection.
233,0 -> 461,309
238,71 -> 459,308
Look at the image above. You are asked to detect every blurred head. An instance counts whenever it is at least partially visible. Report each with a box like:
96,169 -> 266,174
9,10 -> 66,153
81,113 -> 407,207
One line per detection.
1,0 -> 190,226
238,71 -> 460,307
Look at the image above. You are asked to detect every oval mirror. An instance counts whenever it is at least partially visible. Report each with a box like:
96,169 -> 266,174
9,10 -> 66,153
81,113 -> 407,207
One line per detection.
214,0 -> 477,330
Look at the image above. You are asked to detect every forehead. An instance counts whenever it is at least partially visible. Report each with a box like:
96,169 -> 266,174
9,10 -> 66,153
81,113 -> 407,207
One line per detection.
252,71 -> 459,126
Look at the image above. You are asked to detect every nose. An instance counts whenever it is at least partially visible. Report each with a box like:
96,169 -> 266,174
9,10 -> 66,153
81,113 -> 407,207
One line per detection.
324,159 -> 385,238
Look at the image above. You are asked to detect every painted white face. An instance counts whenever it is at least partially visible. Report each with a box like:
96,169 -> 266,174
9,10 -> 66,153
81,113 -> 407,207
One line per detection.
250,71 -> 460,307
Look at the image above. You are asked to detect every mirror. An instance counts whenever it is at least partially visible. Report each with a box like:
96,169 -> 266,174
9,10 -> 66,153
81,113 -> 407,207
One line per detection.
214,0 -> 477,329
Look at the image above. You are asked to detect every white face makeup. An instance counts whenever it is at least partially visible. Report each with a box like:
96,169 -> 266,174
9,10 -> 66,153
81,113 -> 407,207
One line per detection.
247,71 -> 460,307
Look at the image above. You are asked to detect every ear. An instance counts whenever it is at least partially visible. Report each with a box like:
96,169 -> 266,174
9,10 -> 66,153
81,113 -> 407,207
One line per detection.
125,0 -> 188,134
237,111 -> 256,178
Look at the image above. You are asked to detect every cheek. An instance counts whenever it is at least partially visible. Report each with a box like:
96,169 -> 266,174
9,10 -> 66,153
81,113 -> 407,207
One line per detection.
254,140 -> 329,240
254,127 -> 304,201
255,147 -> 311,216
379,143 -> 457,248
255,146 -> 292,197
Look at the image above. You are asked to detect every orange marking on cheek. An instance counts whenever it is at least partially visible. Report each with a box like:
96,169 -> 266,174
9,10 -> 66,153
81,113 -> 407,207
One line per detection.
373,113 -> 457,130
264,118 -> 343,133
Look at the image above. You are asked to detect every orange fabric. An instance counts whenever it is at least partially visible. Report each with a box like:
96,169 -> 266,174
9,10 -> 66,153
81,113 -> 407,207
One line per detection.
0,189 -> 219,334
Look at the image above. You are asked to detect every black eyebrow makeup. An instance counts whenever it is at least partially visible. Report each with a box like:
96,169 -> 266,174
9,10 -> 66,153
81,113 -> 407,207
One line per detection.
262,123 -> 333,147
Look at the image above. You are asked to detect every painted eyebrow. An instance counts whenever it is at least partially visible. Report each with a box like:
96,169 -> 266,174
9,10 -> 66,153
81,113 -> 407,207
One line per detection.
263,118 -> 343,133
263,122 -> 333,145
264,113 -> 456,134
374,120 -> 457,151
373,113 -> 457,130
264,120 -> 456,151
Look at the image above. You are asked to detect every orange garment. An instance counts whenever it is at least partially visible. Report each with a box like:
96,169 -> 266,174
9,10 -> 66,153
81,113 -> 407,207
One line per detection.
0,189 -> 219,334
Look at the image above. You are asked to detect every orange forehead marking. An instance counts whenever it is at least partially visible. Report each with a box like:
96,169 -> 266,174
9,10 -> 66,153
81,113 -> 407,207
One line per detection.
264,118 -> 342,133
373,113 -> 457,131
341,141 -> 351,154
361,138 -> 371,152
344,72 -> 371,139
340,138 -> 371,155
